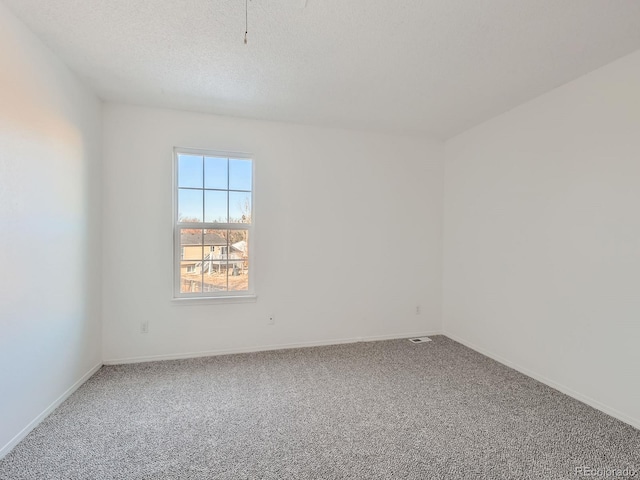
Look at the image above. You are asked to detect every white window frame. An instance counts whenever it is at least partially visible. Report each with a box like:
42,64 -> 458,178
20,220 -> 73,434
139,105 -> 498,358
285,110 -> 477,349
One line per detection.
173,147 -> 255,302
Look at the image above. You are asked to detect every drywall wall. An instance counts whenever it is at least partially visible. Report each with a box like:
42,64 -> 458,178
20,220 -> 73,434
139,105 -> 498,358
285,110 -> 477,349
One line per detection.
0,2 -> 103,455
102,104 -> 443,362
444,50 -> 640,428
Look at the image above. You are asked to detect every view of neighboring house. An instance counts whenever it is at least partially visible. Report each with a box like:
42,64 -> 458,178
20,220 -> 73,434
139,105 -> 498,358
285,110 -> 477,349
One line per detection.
180,231 -> 248,293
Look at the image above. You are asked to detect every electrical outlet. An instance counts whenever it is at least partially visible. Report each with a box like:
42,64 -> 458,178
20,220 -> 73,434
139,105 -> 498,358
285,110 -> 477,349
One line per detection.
268,314 -> 275,326
141,321 -> 149,334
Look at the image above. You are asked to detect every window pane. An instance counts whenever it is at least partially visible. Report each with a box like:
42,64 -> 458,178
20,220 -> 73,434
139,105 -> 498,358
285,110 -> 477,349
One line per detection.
229,230 -> 249,291
202,229 -> 228,291
203,229 -> 228,263
175,152 -> 253,298
205,157 -> 228,190
202,273 -> 227,292
178,154 -> 203,188
229,191 -> 251,223
178,189 -> 203,222
204,190 -> 228,223
180,229 -> 203,260
180,261 -> 202,293
229,159 -> 252,191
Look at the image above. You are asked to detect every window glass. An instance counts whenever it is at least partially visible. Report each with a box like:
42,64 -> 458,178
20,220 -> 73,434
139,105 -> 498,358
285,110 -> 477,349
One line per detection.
175,150 -> 253,298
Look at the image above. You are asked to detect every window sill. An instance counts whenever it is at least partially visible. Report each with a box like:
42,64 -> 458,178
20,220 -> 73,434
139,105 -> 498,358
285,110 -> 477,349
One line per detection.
171,295 -> 257,306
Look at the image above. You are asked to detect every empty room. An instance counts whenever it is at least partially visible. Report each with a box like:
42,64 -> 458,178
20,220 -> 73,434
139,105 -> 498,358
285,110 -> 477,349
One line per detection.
1,1 -> 639,478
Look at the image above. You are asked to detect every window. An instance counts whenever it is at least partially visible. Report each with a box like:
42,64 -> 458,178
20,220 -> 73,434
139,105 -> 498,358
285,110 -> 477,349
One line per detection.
174,148 -> 253,298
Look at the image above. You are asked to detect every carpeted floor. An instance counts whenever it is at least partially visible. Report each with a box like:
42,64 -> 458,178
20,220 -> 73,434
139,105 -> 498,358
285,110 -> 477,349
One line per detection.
1,336 -> 638,479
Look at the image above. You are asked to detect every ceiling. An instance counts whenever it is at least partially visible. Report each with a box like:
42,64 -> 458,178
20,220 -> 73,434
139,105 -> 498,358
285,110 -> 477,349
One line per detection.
5,0 -> 640,139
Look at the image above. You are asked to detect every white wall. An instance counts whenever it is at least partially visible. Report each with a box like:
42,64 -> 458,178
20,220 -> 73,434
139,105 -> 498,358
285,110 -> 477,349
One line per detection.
0,2 -> 103,455
444,50 -> 640,428
102,104 -> 443,362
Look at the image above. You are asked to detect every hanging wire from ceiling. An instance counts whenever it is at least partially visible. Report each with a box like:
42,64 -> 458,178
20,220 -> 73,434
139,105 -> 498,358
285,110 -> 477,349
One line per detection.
244,0 -> 249,44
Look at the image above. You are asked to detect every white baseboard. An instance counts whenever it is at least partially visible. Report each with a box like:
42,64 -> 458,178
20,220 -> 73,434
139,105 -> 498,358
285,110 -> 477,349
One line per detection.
0,362 -> 103,460
443,331 -> 640,431
103,331 -> 443,365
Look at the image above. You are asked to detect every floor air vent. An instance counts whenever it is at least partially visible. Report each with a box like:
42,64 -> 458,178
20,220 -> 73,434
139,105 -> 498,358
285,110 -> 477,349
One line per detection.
409,337 -> 432,344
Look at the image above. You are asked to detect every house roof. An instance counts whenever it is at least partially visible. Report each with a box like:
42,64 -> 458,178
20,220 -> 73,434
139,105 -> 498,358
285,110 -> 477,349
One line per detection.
181,231 -> 226,246
232,241 -> 247,254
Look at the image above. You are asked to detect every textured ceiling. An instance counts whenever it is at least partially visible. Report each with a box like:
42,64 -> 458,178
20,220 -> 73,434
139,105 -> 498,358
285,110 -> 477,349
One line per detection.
4,0 -> 640,139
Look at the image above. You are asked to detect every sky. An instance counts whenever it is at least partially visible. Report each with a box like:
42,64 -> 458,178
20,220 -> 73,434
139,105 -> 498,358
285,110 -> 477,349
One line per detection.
177,155 -> 252,223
